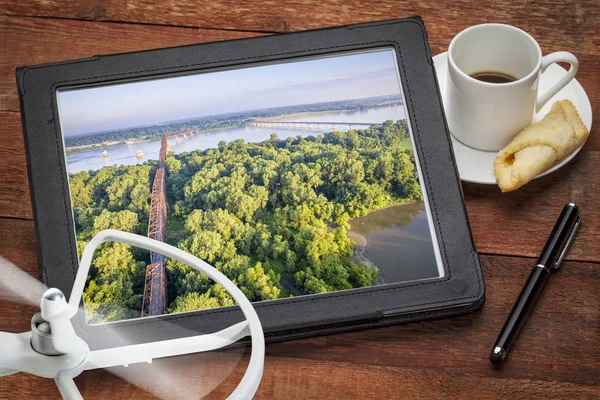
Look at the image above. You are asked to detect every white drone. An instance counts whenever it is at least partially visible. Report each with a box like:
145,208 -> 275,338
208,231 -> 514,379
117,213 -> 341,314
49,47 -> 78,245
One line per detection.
0,229 -> 265,399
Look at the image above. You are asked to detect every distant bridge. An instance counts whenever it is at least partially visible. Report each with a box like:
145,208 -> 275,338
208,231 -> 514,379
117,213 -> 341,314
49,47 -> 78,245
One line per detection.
247,121 -> 379,132
150,120 -> 382,145
144,119 -> 382,147
164,129 -> 200,145
264,121 -> 378,125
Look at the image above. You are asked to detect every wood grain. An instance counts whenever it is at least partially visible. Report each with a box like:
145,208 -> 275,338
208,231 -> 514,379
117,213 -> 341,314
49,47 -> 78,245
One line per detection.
1,0 -> 599,56
2,11 -> 600,113
2,355 -> 600,400
0,112 -> 30,219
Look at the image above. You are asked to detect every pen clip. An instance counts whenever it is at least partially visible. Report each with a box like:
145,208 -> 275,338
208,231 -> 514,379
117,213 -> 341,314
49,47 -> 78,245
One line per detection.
554,216 -> 582,270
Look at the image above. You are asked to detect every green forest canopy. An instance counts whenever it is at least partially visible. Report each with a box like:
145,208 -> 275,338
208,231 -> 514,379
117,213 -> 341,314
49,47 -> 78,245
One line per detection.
69,120 -> 422,323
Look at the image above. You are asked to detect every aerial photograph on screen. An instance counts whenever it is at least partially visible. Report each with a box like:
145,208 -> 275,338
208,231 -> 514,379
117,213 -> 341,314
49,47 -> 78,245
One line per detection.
57,49 -> 439,323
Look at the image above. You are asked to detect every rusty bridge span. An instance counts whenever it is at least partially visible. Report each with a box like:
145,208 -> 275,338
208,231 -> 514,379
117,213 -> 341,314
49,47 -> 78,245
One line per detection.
141,134 -> 170,317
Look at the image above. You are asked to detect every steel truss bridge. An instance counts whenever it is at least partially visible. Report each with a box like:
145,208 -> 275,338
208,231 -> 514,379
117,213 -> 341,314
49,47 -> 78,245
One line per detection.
141,134 -> 170,317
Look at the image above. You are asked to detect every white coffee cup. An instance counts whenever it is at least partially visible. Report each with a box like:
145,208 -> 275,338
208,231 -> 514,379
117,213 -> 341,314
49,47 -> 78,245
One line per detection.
445,23 -> 578,151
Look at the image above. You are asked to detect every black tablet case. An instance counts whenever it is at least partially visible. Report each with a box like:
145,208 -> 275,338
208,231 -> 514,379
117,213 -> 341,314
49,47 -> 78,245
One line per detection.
16,17 -> 485,348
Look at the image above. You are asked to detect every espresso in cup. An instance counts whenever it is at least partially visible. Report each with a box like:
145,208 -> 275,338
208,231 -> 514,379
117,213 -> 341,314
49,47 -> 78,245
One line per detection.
470,71 -> 517,84
445,24 -> 578,151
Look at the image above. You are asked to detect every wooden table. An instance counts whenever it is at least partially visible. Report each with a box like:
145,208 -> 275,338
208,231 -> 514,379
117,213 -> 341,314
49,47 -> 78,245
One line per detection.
1,1 -> 598,398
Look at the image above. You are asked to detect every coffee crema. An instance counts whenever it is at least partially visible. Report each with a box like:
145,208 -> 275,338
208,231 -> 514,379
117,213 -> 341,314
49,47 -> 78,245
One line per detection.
469,71 -> 517,84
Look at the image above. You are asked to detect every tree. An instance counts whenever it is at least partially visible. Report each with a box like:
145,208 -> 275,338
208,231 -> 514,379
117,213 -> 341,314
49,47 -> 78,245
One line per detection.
171,268 -> 207,299
165,155 -> 182,174
70,172 -> 93,208
93,242 -> 137,276
181,230 -> 225,264
235,263 -> 281,301
168,292 -> 220,313
92,209 -> 139,236
83,241 -> 144,324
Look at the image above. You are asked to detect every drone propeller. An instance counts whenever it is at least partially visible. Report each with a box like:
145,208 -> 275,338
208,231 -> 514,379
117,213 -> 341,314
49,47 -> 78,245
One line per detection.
0,257 -> 82,356
0,255 -> 48,307
0,259 -> 246,399
0,258 -> 249,399
0,230 -> 264,399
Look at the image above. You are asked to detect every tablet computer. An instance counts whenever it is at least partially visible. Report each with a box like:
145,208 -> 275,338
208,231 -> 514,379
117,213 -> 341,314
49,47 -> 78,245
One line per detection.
17,17 -> 484,348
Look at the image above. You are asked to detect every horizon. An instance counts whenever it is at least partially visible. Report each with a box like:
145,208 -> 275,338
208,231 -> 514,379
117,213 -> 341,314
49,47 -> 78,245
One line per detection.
65,94 -> 402,138
58,49 -> 402,137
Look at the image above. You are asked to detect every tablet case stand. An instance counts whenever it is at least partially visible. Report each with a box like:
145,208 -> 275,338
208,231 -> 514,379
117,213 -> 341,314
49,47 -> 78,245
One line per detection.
17,16 -> 485,348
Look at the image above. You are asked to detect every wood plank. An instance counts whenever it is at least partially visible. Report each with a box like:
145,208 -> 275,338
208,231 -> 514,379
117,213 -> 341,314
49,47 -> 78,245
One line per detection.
1,217 -> 598,386
1,355 -> 599,400
1,0 -> 599,57
0,113 -> 30,219
0,16 -> 261,112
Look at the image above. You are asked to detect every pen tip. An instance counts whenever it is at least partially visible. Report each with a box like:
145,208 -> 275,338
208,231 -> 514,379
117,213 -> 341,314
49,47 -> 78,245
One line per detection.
489,353 -> 502,365
489,347 -> 506,365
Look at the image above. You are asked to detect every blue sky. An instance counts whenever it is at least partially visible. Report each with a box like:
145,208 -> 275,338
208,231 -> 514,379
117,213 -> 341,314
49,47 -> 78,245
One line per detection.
58,49 -> 402,137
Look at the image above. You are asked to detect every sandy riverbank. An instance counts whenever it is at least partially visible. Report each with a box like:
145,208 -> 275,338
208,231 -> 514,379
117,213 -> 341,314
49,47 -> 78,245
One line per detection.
346,231 -> 387,285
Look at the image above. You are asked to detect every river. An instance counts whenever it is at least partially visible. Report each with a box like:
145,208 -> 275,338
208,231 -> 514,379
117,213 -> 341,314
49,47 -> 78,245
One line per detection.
65,104 -> 406,174
348,201 -> 439,284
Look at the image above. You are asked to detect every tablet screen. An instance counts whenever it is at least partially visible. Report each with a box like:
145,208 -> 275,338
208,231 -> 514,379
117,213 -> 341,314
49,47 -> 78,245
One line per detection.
56,48 -> 444,324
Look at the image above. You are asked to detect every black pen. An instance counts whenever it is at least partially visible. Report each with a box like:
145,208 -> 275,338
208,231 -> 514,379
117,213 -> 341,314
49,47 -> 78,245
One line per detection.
489,203 -> 581,365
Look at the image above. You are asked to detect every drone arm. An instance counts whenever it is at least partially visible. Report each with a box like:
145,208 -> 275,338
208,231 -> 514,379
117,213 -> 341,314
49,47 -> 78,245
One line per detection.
55,373 -> 83,400
85,320 -> 249,370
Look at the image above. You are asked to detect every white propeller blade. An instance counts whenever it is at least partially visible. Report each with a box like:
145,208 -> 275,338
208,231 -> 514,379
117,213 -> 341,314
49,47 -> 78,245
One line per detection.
0,331 -> 21,377
83,313 -> 247,400
87,321 -> 249,369
102,349 -> 244,400
0,255 -> 47,307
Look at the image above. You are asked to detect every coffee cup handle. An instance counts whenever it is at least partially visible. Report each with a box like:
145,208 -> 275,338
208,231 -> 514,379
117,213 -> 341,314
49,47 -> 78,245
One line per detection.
536,52 -> 579,112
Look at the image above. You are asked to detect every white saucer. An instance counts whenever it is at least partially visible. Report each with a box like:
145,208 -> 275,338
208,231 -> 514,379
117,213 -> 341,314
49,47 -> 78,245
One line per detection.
433,52 -> 593,184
